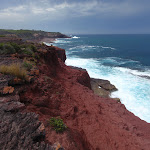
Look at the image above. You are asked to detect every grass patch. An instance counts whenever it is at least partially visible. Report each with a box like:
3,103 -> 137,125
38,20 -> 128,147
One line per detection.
49,117 -> 67,133
23,59 -> 33,71
0,63 -> 27,79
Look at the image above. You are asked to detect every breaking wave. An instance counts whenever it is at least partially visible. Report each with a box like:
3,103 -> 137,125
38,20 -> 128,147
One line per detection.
51,35 -> 150,123
65,57 -> 150,123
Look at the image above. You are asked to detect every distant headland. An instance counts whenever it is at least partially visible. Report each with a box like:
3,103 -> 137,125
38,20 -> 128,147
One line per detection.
0,29 -> 70,43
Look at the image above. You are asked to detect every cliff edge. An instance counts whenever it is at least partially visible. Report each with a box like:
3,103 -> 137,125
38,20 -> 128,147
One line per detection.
0,36 -> 150,150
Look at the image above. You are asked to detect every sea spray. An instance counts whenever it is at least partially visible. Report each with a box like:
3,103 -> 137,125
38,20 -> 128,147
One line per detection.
51,34 -> 150,123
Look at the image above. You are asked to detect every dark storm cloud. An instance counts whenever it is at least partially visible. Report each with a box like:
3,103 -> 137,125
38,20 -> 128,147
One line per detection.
0,0 -> 150,33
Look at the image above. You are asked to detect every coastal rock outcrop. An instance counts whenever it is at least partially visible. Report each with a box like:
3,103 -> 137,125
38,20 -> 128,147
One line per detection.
90,78 -> 117,97
70,66 -> 91,89
0,95 -> 55,150
1,36 -> 150,150
53,46 -> 66,62
21,53 -> 150,149
0,29 -> 70,43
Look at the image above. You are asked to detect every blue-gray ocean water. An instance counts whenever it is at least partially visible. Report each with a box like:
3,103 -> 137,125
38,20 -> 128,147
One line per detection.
48,34 -> 150,123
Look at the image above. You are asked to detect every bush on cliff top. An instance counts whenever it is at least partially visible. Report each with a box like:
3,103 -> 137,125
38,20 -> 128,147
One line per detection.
0,42 -> 37,55
0,35 -> 5,37
23,60 -> 33,71
49,117 -> 67,133
0,43 -> 16,54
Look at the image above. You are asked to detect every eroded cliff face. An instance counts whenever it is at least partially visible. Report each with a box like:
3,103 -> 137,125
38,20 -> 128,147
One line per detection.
19,46 -> 150,150
1,39 -> 150,150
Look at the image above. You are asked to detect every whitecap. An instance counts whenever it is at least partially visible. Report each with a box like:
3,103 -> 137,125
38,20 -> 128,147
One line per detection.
72,36 -> 80,39
66,57 -> 150,123
101,46 -> 116,50
69,45 -> 100,51
115,67 -> 150,78
54,39 -> 71,44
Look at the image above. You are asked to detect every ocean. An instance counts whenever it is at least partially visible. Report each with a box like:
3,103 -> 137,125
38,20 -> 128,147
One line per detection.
48,34 -> 150,123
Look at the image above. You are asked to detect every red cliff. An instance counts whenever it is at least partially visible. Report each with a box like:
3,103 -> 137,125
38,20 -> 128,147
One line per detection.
20,46 -> 150,150
1,39 -> 150,150
54,46 -> 66,62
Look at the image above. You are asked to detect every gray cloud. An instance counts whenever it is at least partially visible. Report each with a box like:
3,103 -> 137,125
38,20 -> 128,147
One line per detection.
0,0 -> 149,21
0,0 -> 150,33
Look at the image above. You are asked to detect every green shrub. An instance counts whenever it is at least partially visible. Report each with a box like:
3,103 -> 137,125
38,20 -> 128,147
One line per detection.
23,61 -> 33,71
32,53 -> 40,60
22,47 -> 33,55
20,44 -> 27,48
0,43 -> 16,54
10,42 -> 21,53
0,42 -> 38,55
20,44 -> 36,55
29,44 -> 37,52
0,35 -> 5,37
0,43 -> 3,50
49,117 -> 67,133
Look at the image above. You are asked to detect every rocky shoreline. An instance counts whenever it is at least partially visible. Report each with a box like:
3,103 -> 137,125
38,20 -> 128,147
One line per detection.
70,66 -> 120,101
1,35 -> 150,150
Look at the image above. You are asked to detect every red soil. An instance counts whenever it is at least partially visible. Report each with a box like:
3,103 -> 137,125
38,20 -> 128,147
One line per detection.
20,47 -> 150,150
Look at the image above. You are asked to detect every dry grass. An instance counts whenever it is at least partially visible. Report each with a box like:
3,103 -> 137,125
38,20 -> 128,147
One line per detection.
0,63 -> 27,79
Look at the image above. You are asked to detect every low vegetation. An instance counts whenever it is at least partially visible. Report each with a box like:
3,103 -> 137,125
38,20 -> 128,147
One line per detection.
0,35 -> 5,37
0,29 -> 63,40
0,63 -> 27,79
23,61 -> 33,71
0,43 -> 16,54
49,117 -> 67,133
0,42 -> 37,55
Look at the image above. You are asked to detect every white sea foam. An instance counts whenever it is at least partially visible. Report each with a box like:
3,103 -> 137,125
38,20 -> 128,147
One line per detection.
66,57 -> 150,123
72,36 -> 80,39
55,39 -> 71,43
101,46 -> 116,50
69,45 -> 100,51
50,37 -> 150,123
43,42 -> 50,46
115,67 -> 150,78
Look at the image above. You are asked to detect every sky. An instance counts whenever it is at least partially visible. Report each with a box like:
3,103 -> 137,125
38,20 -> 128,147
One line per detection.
0,0 -> 150,34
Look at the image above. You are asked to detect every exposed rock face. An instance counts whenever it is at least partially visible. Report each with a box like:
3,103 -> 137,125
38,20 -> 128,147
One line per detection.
0,96 -> 54,150
54,64 -> 150,150
0,74 -> 12,88
0,38 -> 65,150
53,46 -> 66,62
20,56 -> 150,150
91,78 -> 117,91
1,37 -> 150,150
70,66 -> 91,89
91,78 -> 117,97
0,37 -> 22,43
2,86 -> 14,94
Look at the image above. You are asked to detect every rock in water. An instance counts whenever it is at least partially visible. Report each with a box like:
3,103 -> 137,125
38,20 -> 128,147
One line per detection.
90,78 -> 117,97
